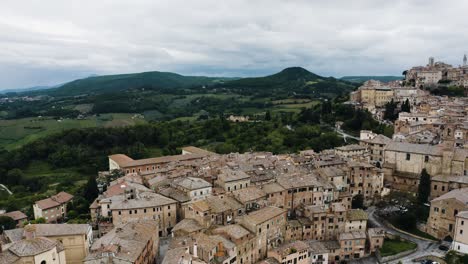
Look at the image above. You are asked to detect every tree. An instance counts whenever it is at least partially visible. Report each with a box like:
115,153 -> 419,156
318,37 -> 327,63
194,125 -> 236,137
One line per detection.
418,169 -> 431,204
83,175 -> 99,202
401,99 -> 411,113
383,99 -> 398,121
0,216 -> 16,232
352,194 -> 364,209
265,110 -> 272,121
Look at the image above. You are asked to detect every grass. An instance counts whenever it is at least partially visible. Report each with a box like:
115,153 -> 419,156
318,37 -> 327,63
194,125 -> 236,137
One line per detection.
0,113 -> 147,150
379,238 -> 417,257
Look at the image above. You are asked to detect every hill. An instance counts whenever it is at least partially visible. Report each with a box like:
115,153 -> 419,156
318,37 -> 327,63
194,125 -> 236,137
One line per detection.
340,76 -> 402,83
222,67 -> 356,98
42,71 -> 233,96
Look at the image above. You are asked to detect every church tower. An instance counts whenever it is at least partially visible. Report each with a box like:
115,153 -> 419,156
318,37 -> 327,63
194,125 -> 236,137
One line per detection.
464,54 -> 467,66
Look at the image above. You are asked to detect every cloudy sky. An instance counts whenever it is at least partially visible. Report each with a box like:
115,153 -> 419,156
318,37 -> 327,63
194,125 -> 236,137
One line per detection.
1,0 -> 467,89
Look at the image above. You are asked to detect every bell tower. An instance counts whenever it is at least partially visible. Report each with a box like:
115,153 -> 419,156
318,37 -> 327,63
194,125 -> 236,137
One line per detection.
463,54 -> 467,66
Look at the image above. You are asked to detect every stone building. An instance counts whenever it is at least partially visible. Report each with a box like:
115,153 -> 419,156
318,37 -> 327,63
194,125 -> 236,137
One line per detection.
109,191 -> 177,237
337,231 -> 366,261
240,206 -> 287,259
0,230 -> 67,264
452,211 -> 468,254
84,221 -> 159,264
33,192 -> 74,223
367,228 -> 385,253
3,224 -> 92,264
267,240 -> 310,264
0,211 -> 27,227
427,188 -> 468,239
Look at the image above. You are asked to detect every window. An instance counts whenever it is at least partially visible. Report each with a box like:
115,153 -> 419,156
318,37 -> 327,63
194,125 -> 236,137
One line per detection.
425,156 -> 429,162
406,153 -> 411,160
434,185 -> 438,190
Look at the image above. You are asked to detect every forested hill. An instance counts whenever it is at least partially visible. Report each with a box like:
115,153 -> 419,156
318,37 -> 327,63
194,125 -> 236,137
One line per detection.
27,67 -> 356,99
222,67 -> 357,98
340,76 -> 402,83
41,71 -> 235,96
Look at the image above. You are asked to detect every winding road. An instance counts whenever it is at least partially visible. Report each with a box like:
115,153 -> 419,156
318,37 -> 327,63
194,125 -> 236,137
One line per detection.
0,183 -> 13,195
335,128 -> 360,142
366,207 -> 446,263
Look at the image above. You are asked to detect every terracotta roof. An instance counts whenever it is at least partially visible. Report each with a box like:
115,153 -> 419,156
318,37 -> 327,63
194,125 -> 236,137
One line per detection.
232,186 -> 266,203
4,224 -> 91,242
108,154 -> 134,167
1,211 -> 27,221
87,221 -> 158,263
213,224 -> 251,240
172,218 -> 203,234
110,191 -> 177,210
347,209 -> 368,221
243,206 -> 286,225
432,187 -> 468,204
8,237 -> 58,257
339,231 -> 366,240
173,177 -> 212,190
35,192 -> 74,210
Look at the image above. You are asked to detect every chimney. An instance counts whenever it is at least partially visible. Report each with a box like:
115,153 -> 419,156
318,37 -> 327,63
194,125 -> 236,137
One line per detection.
193,242 -> 198,258
23,224 -> 36,240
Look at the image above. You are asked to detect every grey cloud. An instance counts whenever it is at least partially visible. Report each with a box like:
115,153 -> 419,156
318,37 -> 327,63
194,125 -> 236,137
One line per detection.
0,0 -> 467,88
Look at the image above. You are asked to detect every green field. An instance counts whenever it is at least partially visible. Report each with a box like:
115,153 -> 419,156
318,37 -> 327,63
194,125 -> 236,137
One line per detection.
0,113 -> 147,150
379,238 -> 417,257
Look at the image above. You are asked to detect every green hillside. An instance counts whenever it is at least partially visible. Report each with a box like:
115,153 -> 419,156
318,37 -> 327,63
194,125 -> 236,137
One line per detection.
43,71 -> 233,96
340,76 -> 402,83
223,67 -> 356,98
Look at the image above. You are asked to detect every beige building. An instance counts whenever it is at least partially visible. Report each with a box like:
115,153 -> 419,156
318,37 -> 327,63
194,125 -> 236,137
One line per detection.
216,168 -> 251,192
0,225 -> 67,264
345,209 -> 368,232
338,231 -> 366,261
109,191 -> 178,237
240,206 -> 287,259
452,211 -> 468,254
350,80 -> 394,111
84,221 -> 159,264
0,211 -> 27,227
367,228 -> 385,253
33,192 -> 73,223
109,146 -> 214,175
3,224 -> 92,264
427,188 -> 468,239
267,240 -> 309,264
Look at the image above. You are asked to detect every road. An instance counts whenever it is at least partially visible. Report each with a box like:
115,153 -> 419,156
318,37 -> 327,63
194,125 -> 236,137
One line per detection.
366,207 -> 446,263
0,184 -> 13,195
335,128 -> 360,142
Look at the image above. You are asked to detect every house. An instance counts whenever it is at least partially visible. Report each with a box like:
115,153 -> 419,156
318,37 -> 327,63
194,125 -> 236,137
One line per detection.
240,206 -> 287,259
0,211 -> 27,227
184,195 -> 243,227
213,224 -> 259,263
345,209 -> 368,232
33,192 -> 74,223
427,188 -> 468,239
109,191 -> 178,237
84,221 -> 159,264
0,225 -> 66,264
338,231 -> 366,261
267,240 -> 309,264
3,224 -> 92,264
367,228 -> 386,253
108,146 -> 213,175
452,211 -> 468,254
306,240 -> 330,264
216,168 -> 251,192
172,177 -> 212,201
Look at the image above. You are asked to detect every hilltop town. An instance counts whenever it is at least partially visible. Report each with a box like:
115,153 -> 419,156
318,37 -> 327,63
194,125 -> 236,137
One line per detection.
1,58 -> 468,264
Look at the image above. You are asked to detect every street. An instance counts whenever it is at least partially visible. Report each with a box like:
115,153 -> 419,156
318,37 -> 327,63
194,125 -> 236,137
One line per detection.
366,207 -> 445,264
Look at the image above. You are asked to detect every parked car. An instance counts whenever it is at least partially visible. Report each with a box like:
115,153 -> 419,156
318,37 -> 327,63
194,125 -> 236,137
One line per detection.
438,244 -> 449,251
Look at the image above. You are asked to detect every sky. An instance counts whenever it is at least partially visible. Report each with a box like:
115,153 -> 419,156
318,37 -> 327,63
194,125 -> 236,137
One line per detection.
1,0 -> 468,89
